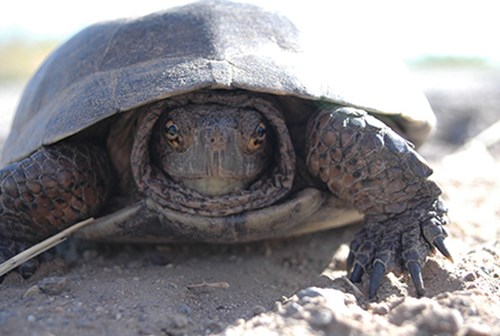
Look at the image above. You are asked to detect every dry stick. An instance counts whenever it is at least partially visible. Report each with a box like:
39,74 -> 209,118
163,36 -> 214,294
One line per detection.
0,217 -> 94,278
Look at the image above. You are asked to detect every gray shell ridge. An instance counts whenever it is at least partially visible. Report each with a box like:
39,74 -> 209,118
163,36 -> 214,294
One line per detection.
1,1 -> 434,165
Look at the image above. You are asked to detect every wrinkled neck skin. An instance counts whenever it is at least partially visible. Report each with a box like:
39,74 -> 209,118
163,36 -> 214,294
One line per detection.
129,91 -> 296,217
150,104 -> 272,196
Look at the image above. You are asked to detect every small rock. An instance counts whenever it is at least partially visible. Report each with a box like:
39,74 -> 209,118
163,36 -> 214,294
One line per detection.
464,272 -> 477,282
371,302 -> 390,315
465,324 -> 492,336
466,283 -> 478,290
205,321 -> 224,334
389,298 -> 428,326
297,287 -> 328,300
27,315 -> 36,322
216,305 -> 228,311
178,304 -> 193,315
421,306 -> 464,334
1,271 -> 24,286
283,302 -> 302,317
23,285 -> 42,298
309,308 -> 334,327
37,276 -> 68,295
171,314 -> 189,328
0,311 -> 15,325
331,244 -> 350,269
251,305 -> 266,316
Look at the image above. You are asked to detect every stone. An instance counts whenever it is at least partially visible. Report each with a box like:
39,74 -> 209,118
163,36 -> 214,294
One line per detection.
37,276 -> 68,295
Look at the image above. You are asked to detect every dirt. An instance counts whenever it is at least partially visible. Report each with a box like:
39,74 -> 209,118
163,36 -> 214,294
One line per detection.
0,68 -> 499,336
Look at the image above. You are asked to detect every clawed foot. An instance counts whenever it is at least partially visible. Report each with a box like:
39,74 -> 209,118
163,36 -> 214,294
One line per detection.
346,199 -> 451,298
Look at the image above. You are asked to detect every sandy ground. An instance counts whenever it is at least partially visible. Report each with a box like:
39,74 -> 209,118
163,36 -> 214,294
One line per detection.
0,68 -> 499,335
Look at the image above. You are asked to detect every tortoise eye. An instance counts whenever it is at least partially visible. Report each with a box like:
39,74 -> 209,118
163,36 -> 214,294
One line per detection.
255,122 -> 266,139
248,121 -> 267,152
165,119 -> 181,148
165,120 -> 178,138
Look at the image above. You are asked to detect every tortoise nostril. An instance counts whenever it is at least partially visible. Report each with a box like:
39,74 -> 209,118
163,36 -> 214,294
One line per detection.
204,128 -> 228,149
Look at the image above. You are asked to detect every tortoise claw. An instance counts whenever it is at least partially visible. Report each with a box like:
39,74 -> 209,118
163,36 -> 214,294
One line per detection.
433,236 -> 453,262
346,250 -> 355,272
407,260 -> 425,298
350,264 -> 364,283
369,261 -> 386,299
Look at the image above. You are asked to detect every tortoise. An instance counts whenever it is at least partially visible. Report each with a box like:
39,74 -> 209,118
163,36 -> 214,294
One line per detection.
0,1 -> 451,298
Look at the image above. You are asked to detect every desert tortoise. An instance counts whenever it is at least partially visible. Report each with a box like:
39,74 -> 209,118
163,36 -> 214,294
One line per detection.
0,1 -> 450,298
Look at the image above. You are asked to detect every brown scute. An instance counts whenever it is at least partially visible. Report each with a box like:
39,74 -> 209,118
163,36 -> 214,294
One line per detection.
1,1 -> 433,166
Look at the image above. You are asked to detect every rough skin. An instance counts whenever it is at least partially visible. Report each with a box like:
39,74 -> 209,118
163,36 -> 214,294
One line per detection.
306,107 -> 450,297
0,97 -> 451,297
0,143 -> 112,277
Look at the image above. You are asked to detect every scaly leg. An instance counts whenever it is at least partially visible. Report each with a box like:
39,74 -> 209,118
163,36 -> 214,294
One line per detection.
0,143 -> 113,277
306,107 -> 451,298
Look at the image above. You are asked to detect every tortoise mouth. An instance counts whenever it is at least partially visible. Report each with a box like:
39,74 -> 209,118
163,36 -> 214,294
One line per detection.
180,177 -> 248,196
131,91 -> 296,217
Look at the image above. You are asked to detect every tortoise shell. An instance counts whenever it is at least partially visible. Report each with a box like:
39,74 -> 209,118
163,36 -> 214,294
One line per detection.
2,1 -> 434,166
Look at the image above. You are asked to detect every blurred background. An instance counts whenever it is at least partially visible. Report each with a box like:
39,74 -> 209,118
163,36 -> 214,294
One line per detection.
1,0 -> 500,158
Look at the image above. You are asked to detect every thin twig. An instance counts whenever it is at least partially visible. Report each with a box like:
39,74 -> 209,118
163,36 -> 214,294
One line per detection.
0,217 -> 94,278
186,281 -> 230,290
343,276 -> 365,298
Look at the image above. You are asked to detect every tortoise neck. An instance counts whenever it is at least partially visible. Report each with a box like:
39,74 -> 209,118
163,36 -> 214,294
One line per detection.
130,90 -> 296,217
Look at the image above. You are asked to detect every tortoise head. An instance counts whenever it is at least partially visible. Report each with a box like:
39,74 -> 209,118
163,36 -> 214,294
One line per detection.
151,104 -> 272,196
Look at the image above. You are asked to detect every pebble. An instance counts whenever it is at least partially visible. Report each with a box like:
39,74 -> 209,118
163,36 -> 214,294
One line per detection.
178,304 -> 193,315
371,302 -> 390,315
309,308 -> 334,327
464,272 -> 477,282
23,285 -> 42,298
389,297 -> 464,334
251,305 -> 266,316
0,311 -> 14,325
205,321 -> 224,334
284,302 -> 302,317
37,276 -> 68,295
421,307 -> 463,334
465,324 -> 492,336
389,299 -> 428,326
297,287 -> 324,299
171,314 -> 189,328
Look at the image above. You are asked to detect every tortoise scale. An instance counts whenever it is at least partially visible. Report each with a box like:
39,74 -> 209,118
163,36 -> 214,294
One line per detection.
0,1 -> 451,298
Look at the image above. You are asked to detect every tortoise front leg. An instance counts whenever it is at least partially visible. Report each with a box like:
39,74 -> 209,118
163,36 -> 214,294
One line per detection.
0,143 -> 113,276
306,107 -> 451,298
